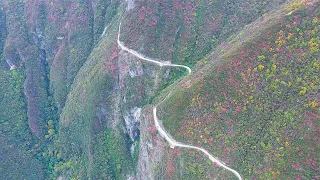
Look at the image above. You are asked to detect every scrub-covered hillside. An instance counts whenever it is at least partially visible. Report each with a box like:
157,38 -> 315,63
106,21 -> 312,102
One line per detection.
0,0 -> 318,179
158,1 -> 319,179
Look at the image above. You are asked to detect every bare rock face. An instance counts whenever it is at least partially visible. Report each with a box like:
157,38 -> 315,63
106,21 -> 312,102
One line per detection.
136,107 -> 165,180
123,107 -> 141,141
116,46 -> 172,179
126,0 -> 136,10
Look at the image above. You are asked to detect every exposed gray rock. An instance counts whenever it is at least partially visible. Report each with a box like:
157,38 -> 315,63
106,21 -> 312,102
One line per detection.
136,107 -> 165,180
126,0 -> 135,10
124,107 -> 141,141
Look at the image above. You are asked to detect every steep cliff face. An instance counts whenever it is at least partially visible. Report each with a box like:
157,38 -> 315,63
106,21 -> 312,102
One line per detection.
0,0 -> 318,179
57,21 -> 174,178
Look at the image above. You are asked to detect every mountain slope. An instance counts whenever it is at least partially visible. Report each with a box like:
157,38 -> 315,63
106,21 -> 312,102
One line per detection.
158,1 -> 319,179
0,0 -> 319,179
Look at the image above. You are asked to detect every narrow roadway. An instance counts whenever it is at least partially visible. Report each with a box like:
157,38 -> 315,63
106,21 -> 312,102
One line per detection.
117,21 -> 242,180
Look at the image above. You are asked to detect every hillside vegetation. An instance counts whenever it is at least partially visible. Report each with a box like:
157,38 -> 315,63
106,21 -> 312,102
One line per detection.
159,1 -> 319,179
0,0 -> 318,179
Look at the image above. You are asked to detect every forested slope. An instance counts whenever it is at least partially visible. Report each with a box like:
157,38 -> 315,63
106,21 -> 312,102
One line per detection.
0,0 -> 318,179
158,1 -> 319,179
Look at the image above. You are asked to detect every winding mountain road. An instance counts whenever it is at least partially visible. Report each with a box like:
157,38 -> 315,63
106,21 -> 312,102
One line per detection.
117,23 -> 191,74
117,21 -> 242,180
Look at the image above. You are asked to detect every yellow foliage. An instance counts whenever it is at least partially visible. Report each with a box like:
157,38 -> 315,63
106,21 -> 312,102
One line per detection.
313,62 -> 320,69
311,27 -> 318,35
309,101 -> 318,108
265,68 -> 270,74
308,38 -> 319,53
277,39 -> 285,48
273,54 -> 278,59
258,64 -> 265,69
66,161 -> 72,167
299,88 -> 307,95
285,141 -> 289,146
272,171 -> 281,176
278,30 -> 284,36
192,97 -> 196,103
287,33 -> 293,40
275,153 -> 284,157
286,0 -> 305,11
